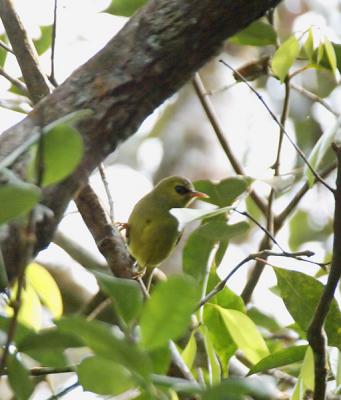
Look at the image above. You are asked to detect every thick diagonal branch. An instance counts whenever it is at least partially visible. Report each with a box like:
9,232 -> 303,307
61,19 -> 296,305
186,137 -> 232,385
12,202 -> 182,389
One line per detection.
0,0 -> 281,279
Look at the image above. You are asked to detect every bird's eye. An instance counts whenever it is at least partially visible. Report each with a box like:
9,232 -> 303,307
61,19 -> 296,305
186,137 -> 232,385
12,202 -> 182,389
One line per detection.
175,185 -> 189,195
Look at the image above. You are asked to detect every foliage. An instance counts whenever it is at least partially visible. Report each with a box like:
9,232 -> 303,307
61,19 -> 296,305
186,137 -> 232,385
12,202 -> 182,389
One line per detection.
0,1 -> 340,400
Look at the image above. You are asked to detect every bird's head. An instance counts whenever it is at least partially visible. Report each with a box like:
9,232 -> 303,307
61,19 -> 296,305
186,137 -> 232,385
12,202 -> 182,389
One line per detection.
153,176 -> 208,208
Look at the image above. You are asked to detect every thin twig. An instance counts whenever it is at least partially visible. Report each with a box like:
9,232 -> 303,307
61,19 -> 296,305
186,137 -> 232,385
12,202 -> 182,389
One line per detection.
192,73 -> 268,216
49,0 -> 58,86
0,39 -> 13,54
232,208 -> 285,252
0,66 -> 28,95
220,59 -> 335,193
99,163 -> 114,223
45,381 -> 79,400
86,297 -> 112,321
307,144 -> 341,400
0,0 -> 51,102
290,83 -> 339,117
198,249 -> 315,308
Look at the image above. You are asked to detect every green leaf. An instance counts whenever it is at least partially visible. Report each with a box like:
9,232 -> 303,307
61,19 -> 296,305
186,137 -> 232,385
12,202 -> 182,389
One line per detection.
0,169 -> 40,225
140,275 -> 200,350
203,305 -> 237,375
33,25 -> 52,55
30,124 -> 83,186
105,0 -> 147,16
78,356 -> 134,395
194,177 -> 250,208
26,262 -> 63,318
271,35 -> 300,82
56,316 -> 152,378
306,115 -> 341,186
149,346 -> 171,374
0,34 -> 8,68
0,248 -> 9,292
275,268 -> 341,349
202,378 -> 274,400
95,272 -> 143,324
183,230 -> 217,283
292,347 -> 314,400
325,38 -> 337,73
229,21 -> 277,47
7,354 -> 34,400
211,305 -> 269,364
0,315 -> 33,343
201,326 -> 221,384
194,221 -> 249,241
304,29 -> 314,60
17,328 -> 83,352
181,332 -> 197,370
6,282 -> 43,331
247,307 -> 281,332
248,345 -> 308,375
333,43 -> 341,73
206,269 -> 245,312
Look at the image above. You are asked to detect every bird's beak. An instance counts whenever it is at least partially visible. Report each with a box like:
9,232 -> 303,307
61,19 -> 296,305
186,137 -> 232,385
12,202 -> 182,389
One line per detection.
189,190 -> 209,199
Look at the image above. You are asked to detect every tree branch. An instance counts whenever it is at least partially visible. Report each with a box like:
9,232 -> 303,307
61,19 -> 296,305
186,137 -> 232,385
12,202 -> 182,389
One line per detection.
0,0 -> 282,279
307,144 -> 341,400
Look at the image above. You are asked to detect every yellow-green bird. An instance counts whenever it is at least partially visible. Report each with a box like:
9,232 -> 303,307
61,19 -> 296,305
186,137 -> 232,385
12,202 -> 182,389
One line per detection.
127,176 -> 207,272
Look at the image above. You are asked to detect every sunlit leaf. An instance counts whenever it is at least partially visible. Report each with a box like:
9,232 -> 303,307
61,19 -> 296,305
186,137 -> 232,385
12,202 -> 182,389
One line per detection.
271,35 -> 300,82
275,268 -> 341,349
95,272 -> 143,324
201,326 -> 221,384
6,282 -> 43,331
33,25 -> 52,55
0,168 -> 40,225
229,21 -> 277,47
78,356 -> 134,395
104,0 -> 147,16
211,305 -> 269,364
325,38 -> 337,73
304,28 -> 314,60
291,347 -> 314,400
140,275 -> 200,350
248,345 -> 308,375
30,124 -> 83,187
181,332 -> 197,370
26,262 -> 63,318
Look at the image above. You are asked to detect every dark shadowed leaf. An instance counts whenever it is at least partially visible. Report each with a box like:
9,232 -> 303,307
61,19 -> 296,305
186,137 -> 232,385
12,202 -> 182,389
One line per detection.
95,272 -> 143,324
275,268 -> 341,350
229,21 -> 277,47
7,354 -> 34,400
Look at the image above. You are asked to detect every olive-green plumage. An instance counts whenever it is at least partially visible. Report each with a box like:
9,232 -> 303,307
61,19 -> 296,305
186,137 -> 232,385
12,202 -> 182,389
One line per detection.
127,176 -> 207,271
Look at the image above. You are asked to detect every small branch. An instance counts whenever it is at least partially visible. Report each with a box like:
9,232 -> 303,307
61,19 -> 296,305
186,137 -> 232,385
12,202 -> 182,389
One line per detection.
75,183 -> 134,278
232,208 -> 285,252
199,249 -> 315,308
99,163 -> 114,223
275,162 -> 337,229
192,73 -> 268,216
0,0 -> 51,102
220,59 -> 335,194
53,230 -> 107,272
0,39 -> 13,54
49,0 -> 58,86
307,144 -> 341,400
291,83 -> 340,117
0,66 -> 28,95
45,381 -> 79,400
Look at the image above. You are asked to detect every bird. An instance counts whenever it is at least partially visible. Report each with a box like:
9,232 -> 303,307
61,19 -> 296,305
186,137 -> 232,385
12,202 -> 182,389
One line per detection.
126,176 -> 207,273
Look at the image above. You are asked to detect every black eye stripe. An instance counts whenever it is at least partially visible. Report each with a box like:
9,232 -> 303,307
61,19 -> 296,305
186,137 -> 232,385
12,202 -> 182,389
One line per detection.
175,185 -> 189,195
